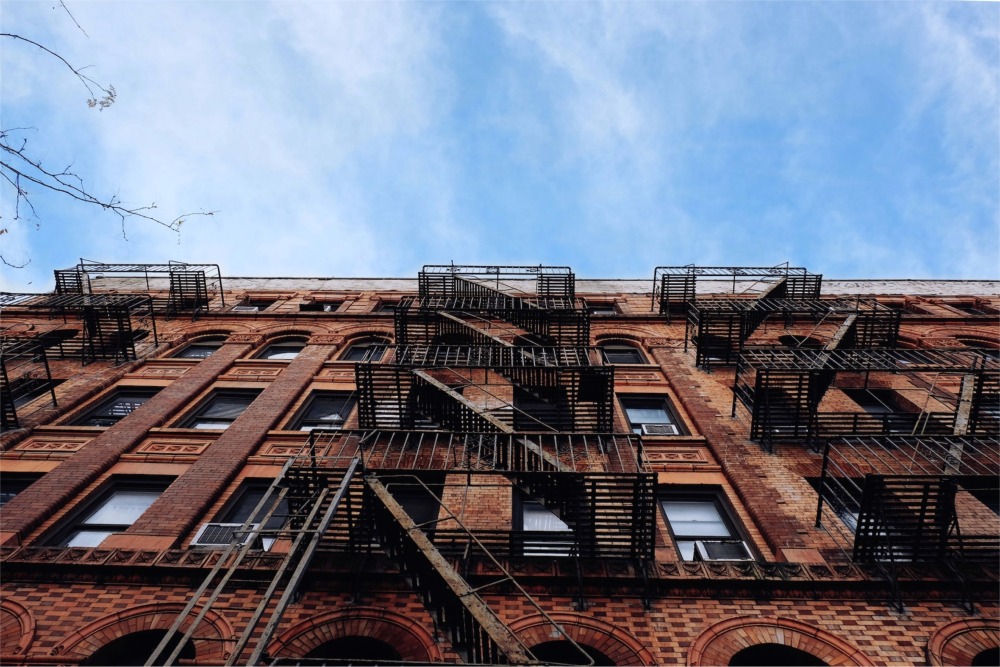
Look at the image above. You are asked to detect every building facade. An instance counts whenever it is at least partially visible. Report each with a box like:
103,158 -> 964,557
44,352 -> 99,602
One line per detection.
1,262 -> 998,666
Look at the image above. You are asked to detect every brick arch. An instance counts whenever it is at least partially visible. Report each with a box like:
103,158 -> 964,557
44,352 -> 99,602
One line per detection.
0,598 -> 35,657
338,325 -> 395,343
51,602 -> 234,663
267,607 -> 442,663
509,612 -> 655,666
257,326 -> 325,340
927,618 -> 1000,666
688,617 -> 873,666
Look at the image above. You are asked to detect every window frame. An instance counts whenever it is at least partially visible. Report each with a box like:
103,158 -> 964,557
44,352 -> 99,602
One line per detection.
289,391 -> 357,431
232,299 -> 275,313
179,389 -> 261,430
72,387 -> 161,427
173,337 -> 226,359
514,492 -> 574,557
599,343 -> 648,365
47,476 -> 172,547
256,340 -> 306,360
194,480 -> 289,550
618,394 -> 683,435
0,473 -> 43,507
340,340 -> 388,363
659,487 -> 754,562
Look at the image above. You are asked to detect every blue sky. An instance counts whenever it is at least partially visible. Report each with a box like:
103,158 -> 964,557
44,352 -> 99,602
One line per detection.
1,1 -> 998,292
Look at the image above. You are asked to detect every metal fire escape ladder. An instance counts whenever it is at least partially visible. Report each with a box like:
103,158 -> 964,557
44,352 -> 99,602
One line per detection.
367,475 -> 590,666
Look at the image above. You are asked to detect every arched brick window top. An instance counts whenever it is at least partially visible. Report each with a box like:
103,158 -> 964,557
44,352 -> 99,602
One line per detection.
267,606 -> 442,664
927,618 -> 1000,666
51,602 -> 233,664
688,617 -> 873,667
0,598 -> 35,657
509,612 -> 655,666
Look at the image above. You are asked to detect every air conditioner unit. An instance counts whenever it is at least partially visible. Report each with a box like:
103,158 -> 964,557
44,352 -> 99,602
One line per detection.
695,540 -> 754,562
191,522 -> 260,547
641,423 -> 679,436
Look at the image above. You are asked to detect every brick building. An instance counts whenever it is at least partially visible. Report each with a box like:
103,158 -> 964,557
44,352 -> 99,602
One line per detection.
1,262 -> 997,666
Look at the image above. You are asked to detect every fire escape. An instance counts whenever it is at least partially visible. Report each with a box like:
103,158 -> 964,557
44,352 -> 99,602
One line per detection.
0,338 -> 57,431
149,265 -> 656,666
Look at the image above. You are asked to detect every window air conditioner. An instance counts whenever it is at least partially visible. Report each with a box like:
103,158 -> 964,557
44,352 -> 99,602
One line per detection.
191,522 -> 260,547
695,540 -> 754,562
641,423 -> 679,436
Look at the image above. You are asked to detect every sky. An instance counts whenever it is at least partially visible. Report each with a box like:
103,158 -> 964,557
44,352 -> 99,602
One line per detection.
1,1 -> 998,292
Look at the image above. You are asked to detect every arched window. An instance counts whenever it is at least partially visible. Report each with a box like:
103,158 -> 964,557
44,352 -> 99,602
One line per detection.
81,629 -> 195,666
729,643 -> 827,666
300,636 -> 402,665
340,338 -> 389,362
530,640 -> 615,666
174,336 -> 227,359
972,647 -> 1000,666
599,343 -> 647,364
257,337 -> 308,360
956,337 -> 1000,359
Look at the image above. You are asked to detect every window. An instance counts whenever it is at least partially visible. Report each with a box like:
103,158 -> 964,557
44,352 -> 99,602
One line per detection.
11,378 -> 62,409
257,341 -> 305,360
174,337 -> 225,359
842,388 -> 918,433
374,301 -> 398,314
660,489 -> 753,561
0,474 -> 41,507
54,479 -> 170,547
341,340 -> 387,362
291,391 -> 356,431
600,343 -> 647,364
517,494 -> 573,557
586,302 -> 618,316
300,301 -> 342,312
73,388 -> 161,427
232,299 -> 274,312
513,387 -> 566,431
193,481 -> 288,549
619,395 -> 682,435
182,390 -> 260,429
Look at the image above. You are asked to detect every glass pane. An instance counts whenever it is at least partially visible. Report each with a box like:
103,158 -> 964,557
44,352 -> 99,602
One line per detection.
260,345 -> 302,360
191,419 -> 233,430
662,500 -> 731,537
201,395 -> 254,419
522,500 -> 570,531
304,395 -> 353,422
625,404 -> 671,425
178,344 -> 217,359
676,540 -> 697,560
66,529 -> 113,548
603,347 -> 643,364
85,489 -> 161,525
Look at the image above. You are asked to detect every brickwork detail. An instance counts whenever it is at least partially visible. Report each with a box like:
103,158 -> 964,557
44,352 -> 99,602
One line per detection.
14,437 -> 90,453
927,618 -> 1000,666
688,617 -> 874,666
51,602 -> 233,663
267,607 -> 443,662
0,599 -> 34,657
509,612 -> 655,666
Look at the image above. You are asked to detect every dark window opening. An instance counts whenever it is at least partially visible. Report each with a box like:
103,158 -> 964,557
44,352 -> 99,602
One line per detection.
972,647 -> 1000,667
301,636 -> 402,664
300,301 -> 343,312
11,378 -> 63,409
292,392 -> 357,431
529,641 -> 615,666
660,489 -> 753,561
600,344 -> 647,364
619,395 -> 681,436
514,387 -> 567,431
74,388 -> 161,427
961,477 -> 1000,516
586,302 -> 618,316
81,629 -> 194,666
182,390 -> 260,429
375,301 -> 399,314
729,643 -> 828,666
0,474 -> 42,507
957,337 -> 1000,359
388,475 -> 444,538
778,334 -> 824,349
